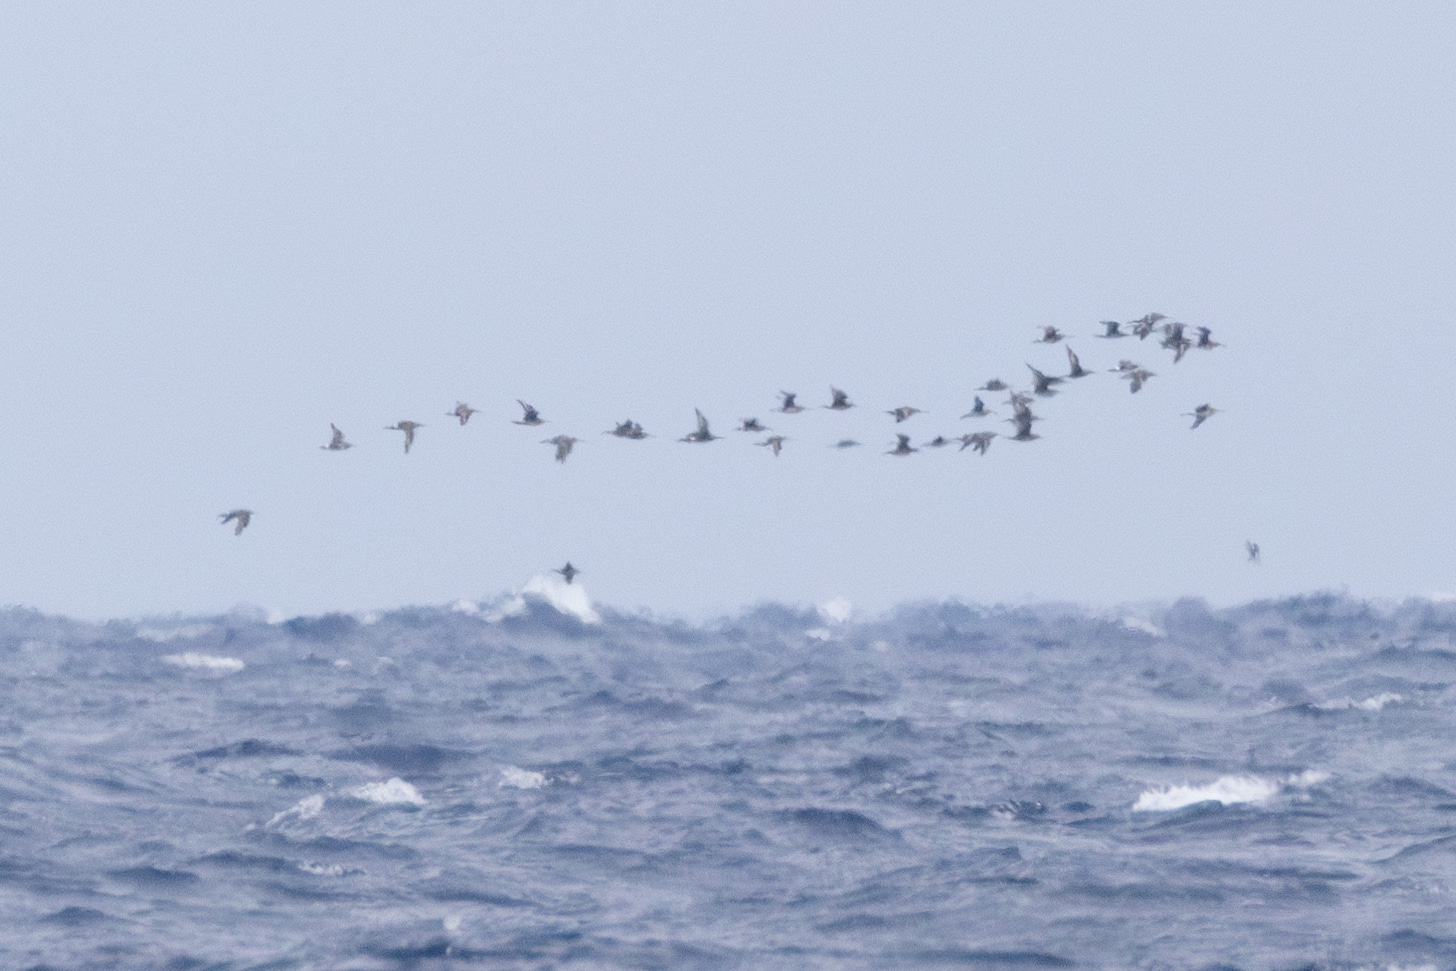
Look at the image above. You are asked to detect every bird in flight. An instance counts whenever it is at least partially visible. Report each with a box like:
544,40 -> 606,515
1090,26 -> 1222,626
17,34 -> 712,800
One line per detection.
738,418 -> 769,432
1097,320 -> 1127,338
757,435 -> 787,456
220,510 -> 252,535
978,378 -> 1008,392
776,392 -> 804,414
604,420 -> 649,439
320,424 -> 352,451
1122,368 -> 1155,394
1027,364 -> 1062,397
555,562 -> 580,584
959,431 -> 996,455
961,396 -> 994,419
887,406 -> 923,422
680,409 -> 718,443
1184,404 -> 1218,429
1065,346 -> 1091,379
386,421 -> 424,453
448,402 -> 479,426
1246,541 -> 1261,564
887,434 -> 917,456
543,435 -> 577,463
1035,326 -> 1070,344
513,401 -> 545,426
826,386 -> 853,410
830,439 -> 861,449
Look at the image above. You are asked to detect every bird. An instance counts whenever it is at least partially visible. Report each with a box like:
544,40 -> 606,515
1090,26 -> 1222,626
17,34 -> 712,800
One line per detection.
922,435 -> 954,448
1184,404 -> 1218,429
738,418 -> 769,432
448,402 -> 479,426
887,434 -> 917,456
220,510 -> 252,535
1123,368 -> 1155,394
1246,541 -> 1261,564
1065,345 -> 1091,378
604,420 -> 649,439
1195,326 -> 1221,350
1160,322 -> 1190,362
386,421 -> 424,453
959,431 -> 996,454
1109,359 -> 1140,373
1027,364 -> 1062,396
825,386 -> 853,410
887,406 -> 923,422
543,434 -> 577,463
978,378 -> 1008,392
320,423 -> 352,451
1035,326 -> 1070,343
776,392 -> 804,414
1097,320 -> 1128,338
757,435 -> 787,456
680,409 -> 718,442
1007,416 -> 1040,442
513,401 -> 545,426
961,396 -> 994,419
1129,313 -> 1167,340
830,439 -> 861,449
555,562 -> 580,583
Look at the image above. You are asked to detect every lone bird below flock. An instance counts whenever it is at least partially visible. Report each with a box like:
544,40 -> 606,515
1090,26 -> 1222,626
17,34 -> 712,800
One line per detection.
543,435 -> 577,463
386,421 -> 423,453
220,509 -> 252,535
555,562 -> 579,584
320,424 -> 352,451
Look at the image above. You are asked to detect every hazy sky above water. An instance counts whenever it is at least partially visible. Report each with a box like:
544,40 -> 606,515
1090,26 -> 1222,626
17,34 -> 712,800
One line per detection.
3,2 -> 1454,621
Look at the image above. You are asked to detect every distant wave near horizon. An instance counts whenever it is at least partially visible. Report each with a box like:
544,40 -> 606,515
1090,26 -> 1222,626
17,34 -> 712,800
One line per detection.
3,589 -> 1455,968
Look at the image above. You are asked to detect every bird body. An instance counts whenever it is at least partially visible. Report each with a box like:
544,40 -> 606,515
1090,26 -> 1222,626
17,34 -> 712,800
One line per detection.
680,409 -> 718,442
1246,541 -> 1261,563
604,420 -> 649,439
1035,326 -> 1069,343
776,392 -> 804,414
826,386 -> 853,410
1184,404 -> 1218,429
1097,320 -> 1127,338
757,435 -> 787,456
449,402 -> 479,425
386,421 -> 424,452
220,510 -> 252,535
320,423 -> 352,450
887,406 -> 923,422
513,401 -> 545,426
887,433 -> 917,456
961,396 -> 993,419
738,418 -> 769,432
960,431 -> 996,454
555,562 -> 580,583
1027,364 -> 1063,396
543,435 -> 577,463
1065,346 -> 1090,378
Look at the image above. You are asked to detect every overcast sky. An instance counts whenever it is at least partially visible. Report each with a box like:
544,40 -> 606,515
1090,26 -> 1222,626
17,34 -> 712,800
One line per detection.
3,2 -> 1454,621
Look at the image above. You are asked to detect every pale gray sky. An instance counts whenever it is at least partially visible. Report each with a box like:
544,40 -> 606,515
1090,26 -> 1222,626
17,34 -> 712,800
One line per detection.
3,2 -> 1454,620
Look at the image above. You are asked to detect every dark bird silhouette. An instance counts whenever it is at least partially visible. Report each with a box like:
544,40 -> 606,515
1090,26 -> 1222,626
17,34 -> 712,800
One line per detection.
1246,541 -> 1261,564
922,435 -> 954,448
887,433 -> 917,456
220,509 -> 252,535
1123,368 -> 1155,393
738,418 -> 769,432
1130,313 -> 1166,339
959,431 -> 997,454
1035,326 -> 1070,344
604,420 -> 649,439
830,439 -> 861,449
320,423 -> 352,451
386,421 -> 424,453
1027,364 -> 1063,396
776,392 -> 804,414
513,401 -> 545,426
825,386 -> 853,410
887,406 -> 923,422
1097,320 -> 1128,338
1195,326 -> 1221,350
680,409 -> 718,443
1184,404 -> 1218,429
757,435 -> 787,456
978,378 -> 1008,392
961,396 -> 994,419
555,562 -> 580,583
1065,346 -> 1091,378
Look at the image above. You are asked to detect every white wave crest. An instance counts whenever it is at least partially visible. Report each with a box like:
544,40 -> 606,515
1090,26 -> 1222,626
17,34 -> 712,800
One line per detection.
487,574 -> 601,624
1121,617 -> 1166,637
266,794 -> 325,828
162,652 -> 244,673
817,597 -> 854,625
138,624 -> 218,643
350,777 -> 425,806
1133,770 -> 1328,812
1313,692 -> 1404,711
499,766 -> 548,789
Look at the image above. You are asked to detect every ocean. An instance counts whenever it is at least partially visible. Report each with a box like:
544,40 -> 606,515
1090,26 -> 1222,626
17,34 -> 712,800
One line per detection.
3,583 -> 1455,969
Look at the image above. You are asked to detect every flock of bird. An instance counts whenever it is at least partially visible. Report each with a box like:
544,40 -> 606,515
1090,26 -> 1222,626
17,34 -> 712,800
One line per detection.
221,313 -> 1236,559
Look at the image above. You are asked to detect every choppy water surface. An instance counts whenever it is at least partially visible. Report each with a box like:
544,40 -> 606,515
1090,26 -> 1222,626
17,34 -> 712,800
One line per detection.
4,590 -> 1456,969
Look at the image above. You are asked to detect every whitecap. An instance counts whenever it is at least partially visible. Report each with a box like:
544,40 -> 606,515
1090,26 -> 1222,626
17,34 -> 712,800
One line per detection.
1133,770 -> 1330,812
267,794 -> 325,828
137,624 -> 217,643
1121,617 -> 1166,637
499,766 -> 548,790
450,599 -> 481,616
350,777 -> 425,806
1313,692 -> 1403,711
488,574 -> 601,624
817,597 -> 854,625
162,652 -> 244,673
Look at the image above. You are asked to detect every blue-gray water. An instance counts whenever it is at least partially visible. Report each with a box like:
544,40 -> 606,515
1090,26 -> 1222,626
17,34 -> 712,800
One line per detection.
4,590 -> 1456,970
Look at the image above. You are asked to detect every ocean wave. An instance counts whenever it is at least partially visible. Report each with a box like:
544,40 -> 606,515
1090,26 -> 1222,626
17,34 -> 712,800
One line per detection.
1313,692 -> 1404,711
350,778 -> 426,806
1133,771 -> 1330,812
162,652 -> 244,673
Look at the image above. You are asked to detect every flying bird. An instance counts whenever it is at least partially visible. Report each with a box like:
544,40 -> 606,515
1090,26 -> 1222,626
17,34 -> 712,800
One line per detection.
1246,541 -> 1261,564
1035,326 -> 1070,344
776,392 -> 804,414
1097,320 -> 1128,338
1027,364 -> 1063,396
887,406 -> 923,422
887,434 -> 917,456
1195,326 -> 1221,350
757,435 -> 787,456
1109,359 -> 1140,373
978,378 -> 1008,392
513,401 -> 545,426
738,418 -> 769,432
1065,346 -> 1091,378
448,402 -> 479,426
386,421 -> 424,453
1008,416 -> 1040,442
604,420 -> 649,439
1184,404 -> 1218,429
555,562 -> 580,584
830,439 -> 862,449
961,396 -> 993,419
1122,368 -> 1155,393
320,423 -> 352,451
922,436 -> 954,448
1130,313 -> 1167,340
959,431 -> 997,454
543,435 -> 577,463
825,386 -> 853,410
220,510 -> 252,535
680,409 -> 718,443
